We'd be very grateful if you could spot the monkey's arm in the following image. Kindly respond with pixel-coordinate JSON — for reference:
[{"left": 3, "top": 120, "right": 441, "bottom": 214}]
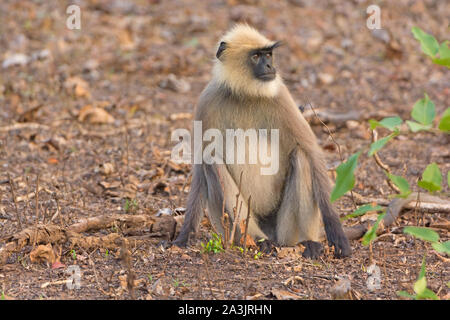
[{"left": 173, "top": 164, "right": 207, "bottom": 247}]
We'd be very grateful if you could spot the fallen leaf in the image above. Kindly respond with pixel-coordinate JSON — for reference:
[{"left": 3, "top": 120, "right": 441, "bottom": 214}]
[
  {"left": 30, "top": 244, "right": 56, "bottom": 264},
  {"left": 239, "top": 220, "right": 256, "bottom": 247},
  {"left": 78, "top": 105, "right": 115, "bottom": 124},
  {"left": 64, "top": 76, "right": 91, "bottom": 98},
  {"left": 99, "top": 181, "right": 121, "bottom": 189},
  {"left": 330, "top": 278, "right": 352, "bottom": 300},
  {"left": 47, "top": 157, "right": 59, "bottom": 164},
  {"left": 51, "top": 261, "right": 66, "bottom": 269},
  {"left": 271, "top": 288, "right": 302, "bottom": 300}
]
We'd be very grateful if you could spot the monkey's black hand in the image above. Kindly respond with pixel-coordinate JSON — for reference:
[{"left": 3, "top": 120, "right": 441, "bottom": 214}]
[
  {"left": 301, "top": 240, "right": 323, "bottom": 259},
  {"left": 328, "top": 233, "right": 351, "bottom": 258},
  {"left": 257, "top": 238, "right": 276, "bottom": 255}
]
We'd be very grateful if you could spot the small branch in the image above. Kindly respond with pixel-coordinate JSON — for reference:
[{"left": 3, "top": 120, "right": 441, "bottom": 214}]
[
  {"left": 371, "top": 129, "right": 400, "bottom": 193},
  {"left": 7, "top": 173, "right": 22, "bottom": 230},
  {"left": 0, "top": 123, "right": 50, "bottom": 132},
  {"left": 343, "top": 192, "right": 450, "bottom": 240},
  {"left": 243, "top": 196, "right": 252, "bottom": 255},
  {"left": 305, "top": 98, "right": 357, "bottom": 210},
  {"left": 229, "top": 171, "right": 243, "bottom": 246},
  {"left": 351, "top": 192, "right": 450, "bottom": 213}
]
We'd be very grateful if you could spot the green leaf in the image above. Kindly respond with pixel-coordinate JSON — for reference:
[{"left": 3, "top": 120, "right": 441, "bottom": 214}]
[
  {"left": 438, "top": 107, "right": 450, "bottom": 132},
  {"left": 414, "top": 276, "right": 427, "bottom": 296},
  {"left": 386, "top": 173, "right": 412, "bottom": 198},
  {"left": 411, "top": 27, "right": 439, "bottom": 58},
  {"left": 404, "top": 226, "right": 440, "bottom": 242},
  {"left": 362, "top": 212, "right": 386, "bottom": 246},
  {"left": 432, "top": 57, "right": 450, "bottom": 68},
  {"left": 438, "top": 41, "right": 450, "bottom": 59},
  {"left": 330, "top": 152, "right": 360, "bottom": 203},
  {"left": 411, "top": 93, "right": 435, "bottom": 125},
  {"left": 406, "top": 120, "right": 432, "bottom": 132},
  {"left": 417, "top": 288, "right": 440, "bottom": 300},
  {"left": 417, "top": 162, "right": 442, "bottom": 192},
  {"left": 341, "top": 204, "right": 384, "bottom": 221},
  {"left": 368, "top": 130, "right": 399, "bottom": 156},
  {"left": 369, "top": 116, "right": 403, "bottom": 131},
  {"left": 448, "top": 171, "right": 450, "bottom": 188},
  {"left": 433, "top": 41, "right": 450, "bottom": 68},
  {"left": 432, "top": 241, "right": 450, "bottom": 255},
  {"left": 397, "top": 291, "right": 415, "bottom": 299}
]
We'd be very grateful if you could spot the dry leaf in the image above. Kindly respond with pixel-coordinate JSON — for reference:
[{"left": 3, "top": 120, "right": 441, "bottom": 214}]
[
  {"left": 271, "top": 288, "right": 302, "bottom": 300},
  {"left": 30, "top": 244, "right": 56, "bottom": 264},
  {"left": 99, "top": 181, "right": 121, "bottom": 189},
  {"left": 51, "top": 261, "right": 66, "bottom": 269},
  {"left": 47, "top": 157, "right": 59, "bottom": 164},
  {"left": 330, "top": 278, "right": 352, "bottom": 300},
  {"left": 64, "top": 76, "right": 91, "bottom": 98},
  {"left": 169, "top": 113, "right": 192, "bottom": 121},
  {"left": 101, "top": 163, "right": 115, "bottom": 175},
  {"left": 239, "top": 220, "right": 256, "bottom": 247},
  {"left": 78, "top": 105, "right": 115, "bottom": 124}
]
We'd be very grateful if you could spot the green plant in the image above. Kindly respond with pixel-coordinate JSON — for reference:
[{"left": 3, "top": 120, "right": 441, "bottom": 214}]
[
  {"left": 253, "top": 251, "right": 263, "bottom": 260},
  {"left": 412, "top": 27, "right": 450, "bottom": 68},
  {"left": 124, "top": 198, "right": 138, "bottom": 212},
  {"left": 397, "top": 256, "right": 439, "bottom": 300},
  {"left": 70, "top": 249, "right": 77, "bottom": 261},
  {"left": 201, "top": 233, "right": 224, "bottom": 254},
  {"left": 403, "top": 226, "right": 450, "bottom": 255},
  {"left": 173, "top": 278, "right": 188, "bottom": 288}
]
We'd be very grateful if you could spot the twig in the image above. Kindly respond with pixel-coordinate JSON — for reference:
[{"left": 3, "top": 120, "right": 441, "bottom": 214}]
[
  {"left": 7, "top": 173, "right": 22, "bottom": 230},
  {"left": 229, "top": 171, "right": 243, "bottom": 246},
  {"left": 202, "top": 254, "right": 217, "bottom": 299},
  {"left": 243, "top": 196, "right": 252, "bottom": 255},
  {"left": 371, "top": 129, "right": 400, "bottom": 193},
  {"left": 34, "top": 173, "right": 40, "bottom": 247},
  {"left": 351, "top": 191, "right": 450, "bottom": 213},
  {"left": 0, "top": 122, "right": 50, "bottom": 132},
  {"left": 304, "top": 98, "right": 357, "bottom": 210}
]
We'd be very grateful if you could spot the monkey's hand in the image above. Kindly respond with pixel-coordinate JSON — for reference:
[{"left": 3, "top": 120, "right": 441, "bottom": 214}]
[
  {"left": 301, "top": 240, "right": 323, "bottom": 259},
  {"left": 327, "top": 230, "right": 351, "bottom": 258}
]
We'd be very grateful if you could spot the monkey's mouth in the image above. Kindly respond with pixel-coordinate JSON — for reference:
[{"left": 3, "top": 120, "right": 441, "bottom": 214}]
[{"left": 258, "top": 73, "right": 276, "bottom": 81}]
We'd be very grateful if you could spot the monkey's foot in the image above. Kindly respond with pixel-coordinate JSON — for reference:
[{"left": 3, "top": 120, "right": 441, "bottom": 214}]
[
  {"left": 257, "top": 238, "right": 276, "bottom": 254},
  {"left": 158, "top": 240, "right": 172, "bottom": 249},
  {"left": 301, "top": 240, "right": 323, "bottom": 259},
  {"left": 172, "top": 235, "right": 189, "bottom": 248}
]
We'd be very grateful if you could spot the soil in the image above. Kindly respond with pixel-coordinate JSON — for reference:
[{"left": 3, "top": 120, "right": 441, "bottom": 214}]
[{"left": 0, "top": 0, "right": 448, "bottom": 300}]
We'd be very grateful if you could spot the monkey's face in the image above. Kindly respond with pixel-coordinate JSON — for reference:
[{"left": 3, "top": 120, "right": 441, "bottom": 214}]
[
  {"left": 249, "top": 48, "right": 276, "bottom": 82},
  {"left": 213, "top": 25, "right": 283, "bottom": 97}
]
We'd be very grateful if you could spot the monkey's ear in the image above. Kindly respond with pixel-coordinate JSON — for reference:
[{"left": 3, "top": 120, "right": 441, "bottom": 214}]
[
  {"left": 216, "top": 41, "right": 227, "bottom": 60},
  {"left": 271, "top": 41, "right": 283, "bottom": 50}
]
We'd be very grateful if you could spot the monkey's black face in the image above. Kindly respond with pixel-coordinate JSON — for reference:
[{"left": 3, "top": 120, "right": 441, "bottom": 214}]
[{"left": 249, "top": 48, "right": 276, "bottom": 81}]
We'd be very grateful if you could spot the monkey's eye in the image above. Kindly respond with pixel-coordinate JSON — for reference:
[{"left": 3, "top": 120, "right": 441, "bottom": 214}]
[
  {"left": 251, "top": 53, "right": 260, "bottom": 63},
  {"left": 266, "top": 52, "right": 272, "bottom": 58}
]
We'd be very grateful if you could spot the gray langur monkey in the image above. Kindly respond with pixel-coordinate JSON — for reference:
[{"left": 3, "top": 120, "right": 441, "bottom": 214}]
[{"left": 173, "top": 24, "right": 351, "bottom": 258}]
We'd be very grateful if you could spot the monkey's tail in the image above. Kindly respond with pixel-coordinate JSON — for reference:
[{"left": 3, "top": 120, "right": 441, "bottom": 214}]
[
  {"left": 173, "top": 164, "right": 206, "bottom": 247},
  {"left": 311, "top": 157, "right": 352, "bottom": 258}
]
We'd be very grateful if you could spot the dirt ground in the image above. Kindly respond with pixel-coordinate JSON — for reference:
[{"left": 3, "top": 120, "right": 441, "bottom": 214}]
[{"left": 0, "top": 0, "right": 449, "bottom": 300}]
